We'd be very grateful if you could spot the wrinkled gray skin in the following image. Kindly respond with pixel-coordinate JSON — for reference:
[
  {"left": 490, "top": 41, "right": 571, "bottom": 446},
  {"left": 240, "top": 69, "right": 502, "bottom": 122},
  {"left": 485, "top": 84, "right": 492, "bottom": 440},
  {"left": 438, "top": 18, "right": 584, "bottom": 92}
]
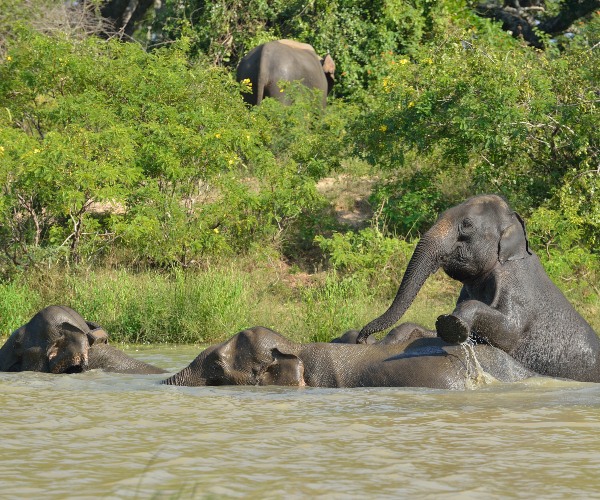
[
  {"left": 236, "top": 39, "right": 335, "bottom": 106},
  {"left": 87, "top": 343, "right": 166, "bottom": 374},
  {"left": 162, "top": 326, "right": 534, "bottom": 389},
  {"left": 356, "top": 194, "right": 600, "bottom": 382},
  {"left": 0, "top": 305, "right": 166, "bottom": 374},
  {"left": 332, "top": 322, "right": 437, "bottom": 345}
]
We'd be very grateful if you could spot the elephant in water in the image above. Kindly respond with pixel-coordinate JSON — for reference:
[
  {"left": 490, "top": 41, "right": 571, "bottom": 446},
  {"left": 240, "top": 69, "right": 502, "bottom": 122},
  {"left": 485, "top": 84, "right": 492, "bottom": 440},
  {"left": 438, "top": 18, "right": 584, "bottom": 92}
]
[
  {"left": 0, "top": 305, "right": 166, "bottom": 374},
  {"left": 162, "top": 326, "right": 534, "bottom": 389},
  {"left": 236, "top": 39, "right": 335, "bottom": 106},
  {"left": 356, "top": 194, "right": 600, "bottom": 382}
]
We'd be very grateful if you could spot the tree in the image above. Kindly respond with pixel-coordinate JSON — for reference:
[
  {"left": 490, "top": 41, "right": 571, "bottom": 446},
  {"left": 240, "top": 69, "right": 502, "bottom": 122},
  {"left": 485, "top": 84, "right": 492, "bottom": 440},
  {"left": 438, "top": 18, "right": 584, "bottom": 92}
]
[{"left": 476, "top": 0, "right": 600, "bottom": 47}]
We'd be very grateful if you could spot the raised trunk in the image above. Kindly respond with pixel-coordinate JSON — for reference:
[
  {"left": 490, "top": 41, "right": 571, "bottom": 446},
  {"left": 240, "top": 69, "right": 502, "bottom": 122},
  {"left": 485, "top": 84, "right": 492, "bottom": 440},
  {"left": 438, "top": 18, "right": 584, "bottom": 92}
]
[{"left": 356, "top": 222, "right": 451, "bottom": 343}]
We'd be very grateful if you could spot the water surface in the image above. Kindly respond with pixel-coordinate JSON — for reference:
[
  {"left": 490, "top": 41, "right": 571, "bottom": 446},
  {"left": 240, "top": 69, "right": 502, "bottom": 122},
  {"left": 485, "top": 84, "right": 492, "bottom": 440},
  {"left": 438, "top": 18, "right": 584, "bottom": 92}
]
[{"left": 1, "top": 345, "right": 599, "bottom": 498}]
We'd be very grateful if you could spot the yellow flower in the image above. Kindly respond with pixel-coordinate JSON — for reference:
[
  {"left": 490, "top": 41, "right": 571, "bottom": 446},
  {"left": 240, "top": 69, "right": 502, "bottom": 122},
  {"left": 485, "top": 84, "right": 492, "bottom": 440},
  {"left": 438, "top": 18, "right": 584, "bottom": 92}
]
[
  {"left": 213, "top": 227, "right": 220, "bottom": 234},
  {"left": 0, "top": 146, "right": 4, "bottom": 154},
  {"left": 228, "top": 159, "right": 234, "bottom": 165},
  {"left": 379, "top": 125, "right": 388, "bottom": 132},
  {"left": 399, "top": 58, "right": 409, "bottom": 65},
  {"left": 424, "top": 58, "right": 433, "bottom": 64},
  {"left": 215, "top": 133, "right": 221, "bottom": 139},
  {"left": 408, "top": 101, "right": 415, "bottom": 108},
  {"left": 6, "top": 56, "right": 12, "bottom": 62}
]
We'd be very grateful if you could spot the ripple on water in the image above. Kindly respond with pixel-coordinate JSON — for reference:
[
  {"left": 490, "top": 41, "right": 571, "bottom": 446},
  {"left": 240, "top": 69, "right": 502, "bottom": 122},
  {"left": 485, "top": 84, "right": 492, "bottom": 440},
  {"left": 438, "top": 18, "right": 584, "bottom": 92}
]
[{"left": 1, "top": 348, "right": 600, "bottom": 498}]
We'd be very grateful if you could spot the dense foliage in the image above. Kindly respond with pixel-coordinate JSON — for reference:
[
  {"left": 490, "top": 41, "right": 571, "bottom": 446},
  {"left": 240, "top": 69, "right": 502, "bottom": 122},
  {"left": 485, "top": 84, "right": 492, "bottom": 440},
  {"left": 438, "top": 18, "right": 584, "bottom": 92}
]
[
  {"left": 0, "top": 30, "right": 343, "bottom": 272},
  {"left": 358, "top": 20, "right": 599, "bottom": 240},
  {"left": 0, "top": 1, "right": 597, "bottom": 341}
]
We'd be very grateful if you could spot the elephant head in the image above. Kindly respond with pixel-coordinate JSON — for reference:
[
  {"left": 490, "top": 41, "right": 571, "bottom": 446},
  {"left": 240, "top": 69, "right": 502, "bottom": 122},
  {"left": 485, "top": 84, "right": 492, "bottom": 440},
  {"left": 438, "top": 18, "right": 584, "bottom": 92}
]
[
  {"left": 356, "top": 195, "right": 530, "bottom": 343},
  {"left": 321, "top": 54, "right": 336, "bottom": 94},
  {"left": 162, "top": 327, "right": 305, "bottom": 386},
  {"left": 0, "top": 306, "right": 108, "bottom": 373}
]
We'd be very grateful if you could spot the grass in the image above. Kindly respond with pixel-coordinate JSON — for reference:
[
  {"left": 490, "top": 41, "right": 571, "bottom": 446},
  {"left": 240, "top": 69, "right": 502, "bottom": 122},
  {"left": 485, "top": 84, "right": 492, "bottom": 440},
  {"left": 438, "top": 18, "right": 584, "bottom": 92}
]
[
  {"left": 0, "top": 254, "right": 597, "bottom": 345},
  {"left": 0, "top": 260, "right": 458, "bottom": 344}
]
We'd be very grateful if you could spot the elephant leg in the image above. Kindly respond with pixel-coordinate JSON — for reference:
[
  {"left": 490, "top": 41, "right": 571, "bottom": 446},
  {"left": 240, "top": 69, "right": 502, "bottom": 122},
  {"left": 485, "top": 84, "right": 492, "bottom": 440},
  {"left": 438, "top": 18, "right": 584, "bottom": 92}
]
[
  {"left": 436, "top": 299, "right": 523, "bottom": 351},
  {"left": 264, "top": 81, "right": 285, "bottom": 102},
  {"left": 330, "top": 330, "right": 376, "bottom": 344},
  {"left": 379, "top": 323, "right": 436, "bottom": 345}
]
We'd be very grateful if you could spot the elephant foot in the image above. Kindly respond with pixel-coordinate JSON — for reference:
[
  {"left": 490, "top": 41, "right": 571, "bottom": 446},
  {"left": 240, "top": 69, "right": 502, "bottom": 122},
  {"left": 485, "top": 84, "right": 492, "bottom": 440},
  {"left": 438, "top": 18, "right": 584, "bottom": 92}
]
[{"left": 436, "top": 314, "right": 470, "bottom": 344}]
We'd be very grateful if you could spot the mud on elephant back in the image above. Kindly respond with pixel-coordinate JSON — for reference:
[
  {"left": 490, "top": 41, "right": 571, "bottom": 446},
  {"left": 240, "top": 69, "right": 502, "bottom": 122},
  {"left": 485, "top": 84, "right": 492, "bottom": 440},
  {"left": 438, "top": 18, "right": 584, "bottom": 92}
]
[
  {"left": 356, "top": 194, "right": 600, "bottom": 383},
  {"left": 161, "top": 325, "right": 534, "bottom": 390},
  {"left": 0, "top": 305, "right": 166, "bottom": 374}
]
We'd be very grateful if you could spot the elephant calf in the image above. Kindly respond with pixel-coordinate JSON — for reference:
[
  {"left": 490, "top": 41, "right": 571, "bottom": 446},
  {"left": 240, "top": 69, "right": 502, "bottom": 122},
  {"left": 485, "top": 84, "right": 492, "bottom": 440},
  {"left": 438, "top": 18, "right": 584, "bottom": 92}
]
[
  {"left": 0, "top": 305, "right": 166, "bottom": 375},
  {"left": 162, "top": 326, "right": 534, "bottom": 389}
]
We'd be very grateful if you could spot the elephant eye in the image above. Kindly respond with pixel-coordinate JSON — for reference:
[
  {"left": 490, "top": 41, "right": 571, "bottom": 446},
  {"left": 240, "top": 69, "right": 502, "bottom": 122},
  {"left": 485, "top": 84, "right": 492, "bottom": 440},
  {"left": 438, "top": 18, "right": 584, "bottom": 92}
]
[{"left": 459, "top": 218, "right": 474, "bottom": 234}]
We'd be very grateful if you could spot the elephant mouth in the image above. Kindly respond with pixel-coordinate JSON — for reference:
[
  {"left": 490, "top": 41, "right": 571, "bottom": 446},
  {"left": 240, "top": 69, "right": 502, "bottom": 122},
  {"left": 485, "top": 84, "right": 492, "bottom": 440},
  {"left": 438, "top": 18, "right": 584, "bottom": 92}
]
[
  {"left": 63, "top": 364, "right": 85, "bottom": 374},
  {"left": 50, "top": 358, "right": 89, "bottom": 374}
]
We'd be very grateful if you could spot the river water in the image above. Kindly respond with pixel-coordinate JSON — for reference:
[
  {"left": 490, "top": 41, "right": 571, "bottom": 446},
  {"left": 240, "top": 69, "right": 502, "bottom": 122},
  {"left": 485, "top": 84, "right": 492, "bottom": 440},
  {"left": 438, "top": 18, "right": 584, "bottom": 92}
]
[{"left": 1, "top": 345, "right": 600, "bottom": 499}]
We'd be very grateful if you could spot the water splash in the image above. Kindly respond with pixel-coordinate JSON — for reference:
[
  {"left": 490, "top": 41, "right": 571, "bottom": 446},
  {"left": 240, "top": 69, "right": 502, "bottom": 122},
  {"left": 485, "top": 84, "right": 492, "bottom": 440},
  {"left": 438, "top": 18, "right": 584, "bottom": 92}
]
[{"left": 461, "top": 339, "right": 496, "bottom": 389}]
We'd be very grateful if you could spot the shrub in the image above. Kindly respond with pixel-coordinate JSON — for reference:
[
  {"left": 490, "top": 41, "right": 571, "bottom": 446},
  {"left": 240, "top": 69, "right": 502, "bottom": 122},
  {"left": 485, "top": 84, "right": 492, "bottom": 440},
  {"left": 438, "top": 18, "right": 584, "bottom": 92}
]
[
  {"left": 0, "top": 30, "right": 345, "bottom": 274},
  {"left": 353, "top": 19, "right": 599, "bottom": 253}
]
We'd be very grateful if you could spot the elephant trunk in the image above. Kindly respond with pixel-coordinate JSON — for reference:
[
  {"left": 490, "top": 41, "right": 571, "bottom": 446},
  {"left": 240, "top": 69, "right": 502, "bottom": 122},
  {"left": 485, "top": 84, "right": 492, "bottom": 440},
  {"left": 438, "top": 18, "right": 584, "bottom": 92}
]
[
  {"left": 161, "top": 348, "right": 217, "bottom": 386},
  {"left": 356, "top": 219, "right": 453, "bottom": 343},
  {"left": 162, "top": 366, "right": 200, "bottom": 386}
]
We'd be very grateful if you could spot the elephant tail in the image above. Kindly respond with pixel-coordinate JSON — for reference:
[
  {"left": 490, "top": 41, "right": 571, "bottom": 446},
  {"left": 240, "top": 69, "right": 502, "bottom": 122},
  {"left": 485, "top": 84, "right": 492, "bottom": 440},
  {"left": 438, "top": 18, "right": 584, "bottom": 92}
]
[{"left": 255, "top": 62, "right": 266, "bottom": 105}]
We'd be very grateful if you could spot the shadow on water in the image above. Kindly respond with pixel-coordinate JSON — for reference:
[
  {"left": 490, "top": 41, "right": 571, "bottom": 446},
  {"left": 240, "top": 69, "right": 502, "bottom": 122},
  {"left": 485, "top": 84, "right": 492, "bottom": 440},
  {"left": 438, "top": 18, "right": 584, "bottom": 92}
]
[{"left": 1, "top": 346, "right": 600, "bottom": 498}]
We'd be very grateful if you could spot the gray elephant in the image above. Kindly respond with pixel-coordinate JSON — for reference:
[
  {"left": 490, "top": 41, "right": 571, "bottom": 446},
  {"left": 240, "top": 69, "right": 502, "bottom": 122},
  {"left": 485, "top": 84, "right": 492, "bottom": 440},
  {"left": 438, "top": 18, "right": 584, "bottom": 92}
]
[
  {"left": 331, "top": 323, "right": 436, "bottom": 345},
  {"left": 236, "top": 39, "right": 335, "bottom": 106},
  {"left": 162, "top": 326, "right": 534, "bottom": 389},
  {"left": 0, "top": 305, "right": 166, "bottom": 374},
  {"left": 356, "top": 194, "right": 600, "bottom": 382}
]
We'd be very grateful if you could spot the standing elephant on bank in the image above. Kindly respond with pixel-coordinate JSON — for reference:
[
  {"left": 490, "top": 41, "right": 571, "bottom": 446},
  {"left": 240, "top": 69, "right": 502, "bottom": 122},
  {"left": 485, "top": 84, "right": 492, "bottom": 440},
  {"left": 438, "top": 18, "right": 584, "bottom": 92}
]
[
  {"left": 0, "top": 305, "right": 166, "bottom": 374},
  {"left": 162, "top": 326, "right": 534, "bottom": 389},
  {"left": 356, "top": 195, "right": 600, "bottom": 382},
  {"left": 236, "top": 39, "right": 335, "bottom": 106}
]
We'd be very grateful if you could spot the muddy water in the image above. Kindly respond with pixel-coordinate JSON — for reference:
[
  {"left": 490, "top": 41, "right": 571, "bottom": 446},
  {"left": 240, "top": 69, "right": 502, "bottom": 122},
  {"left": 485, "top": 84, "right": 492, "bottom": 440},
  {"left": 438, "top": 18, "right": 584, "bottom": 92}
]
[{"left": 2, "top": 346, "right": 600, "bottom": 499}]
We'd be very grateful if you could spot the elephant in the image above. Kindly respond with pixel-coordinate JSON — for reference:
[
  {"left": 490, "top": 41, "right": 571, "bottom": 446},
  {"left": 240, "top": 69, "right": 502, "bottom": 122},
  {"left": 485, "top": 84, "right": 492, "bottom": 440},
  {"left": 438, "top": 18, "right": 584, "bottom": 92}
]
[
  {"left": 161, "top": 325, "right": 534, "bottom": 389},
  {"left": 236, "top": 39, "right": 335, "bottom": 106},
  {"left": 0, "top": 305, "right": 166, "bottom": 374},
  {"left": 331, "top": 323, "right": 436, "bottom": 345},
  {"left": 355, "top": 194, "right": 600, "bottom": 382}
]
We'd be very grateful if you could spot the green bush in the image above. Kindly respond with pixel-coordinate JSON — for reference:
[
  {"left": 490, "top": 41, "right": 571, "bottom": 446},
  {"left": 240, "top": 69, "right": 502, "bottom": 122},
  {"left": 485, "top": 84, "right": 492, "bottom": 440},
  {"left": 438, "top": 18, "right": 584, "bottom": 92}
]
[
  {"left": 148, "top": 0, "right": 472, "bottom": 99},
  {"left": 315, "top": 227, "right": 415, "bottom": 287},
  {"left": 0, "top": 278, "right": 42, "bottom": 335},
  {"left": 301, "top": 273, "right": 367, "bottom": 342},
  {"left": 353, "top": 19, "right": 599, "bottom": 253},
  {"left": 0, "top": 29, "right": 345, "bottom": 275},
  {"left": 0, "top": 3, "right": 596, "bottom": 345}
]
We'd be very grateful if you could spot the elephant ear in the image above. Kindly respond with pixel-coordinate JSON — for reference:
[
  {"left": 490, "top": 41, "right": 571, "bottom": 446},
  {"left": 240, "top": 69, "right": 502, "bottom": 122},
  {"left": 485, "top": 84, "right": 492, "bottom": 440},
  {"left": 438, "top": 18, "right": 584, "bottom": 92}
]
[
  {"left": 498, "top": 211, "right": 531, "bottom": 264},
  {"left": 86, "top": 322, "right": 109, "bottom": 346},
  {"left": 321, "top": 54, "right": 335, "bottom": 78},
  {"left": 0, "top": 330, "right": 24, "bottom": 371},
  {"left": 257, "top": 348, "right": 305, "bottom": 386}
]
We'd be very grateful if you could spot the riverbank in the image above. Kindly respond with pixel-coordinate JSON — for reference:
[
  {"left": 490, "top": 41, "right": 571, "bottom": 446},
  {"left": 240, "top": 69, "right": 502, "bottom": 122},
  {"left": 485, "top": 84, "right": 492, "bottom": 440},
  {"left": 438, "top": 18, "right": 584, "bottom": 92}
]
[{"left": 1, "top": 255, "right": 597, "bottom": 344}]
